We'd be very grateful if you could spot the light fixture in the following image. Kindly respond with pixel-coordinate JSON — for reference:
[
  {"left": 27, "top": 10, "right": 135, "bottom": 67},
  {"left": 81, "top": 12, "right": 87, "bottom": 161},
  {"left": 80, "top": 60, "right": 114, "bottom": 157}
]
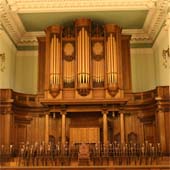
[
  {"left": 0, "top": 53, "right": 5, "bottom": 72},
  {"left": 162, "top": 47, "right": 170, "bottom": 68}
]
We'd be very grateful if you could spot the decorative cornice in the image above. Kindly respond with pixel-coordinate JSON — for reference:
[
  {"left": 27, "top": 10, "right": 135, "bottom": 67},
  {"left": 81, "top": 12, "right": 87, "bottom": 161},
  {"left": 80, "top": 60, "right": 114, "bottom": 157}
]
[
  {"left": 18, "top": 29, "right": 153, "bottom": 46},
  {"left": 18, "top": 31, "right": 45, "bottom": 46},
  {"left": 123, "top": 29, "right": 152, "bottom": 43},
  {"left": 0, "top": 0, "right": 25, "bottom": 44},
  {"left": 144, "top": 0, "right": 169, "bottom": 41},
  {"left": 0, "top": 0, "right": 169, "bottom": 46},
  {"left": 8, "top": 0, "right": 154, "bottom": 12}
]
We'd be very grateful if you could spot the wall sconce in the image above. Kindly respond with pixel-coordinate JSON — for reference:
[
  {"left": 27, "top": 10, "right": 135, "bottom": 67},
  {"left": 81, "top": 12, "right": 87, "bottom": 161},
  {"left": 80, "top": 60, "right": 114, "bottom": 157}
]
[
  {"left": 162, "top": 47, "right": 170, "bottom": 68},
  {"left": 0, "top": 53, "right": 5, "bottom": 72}
]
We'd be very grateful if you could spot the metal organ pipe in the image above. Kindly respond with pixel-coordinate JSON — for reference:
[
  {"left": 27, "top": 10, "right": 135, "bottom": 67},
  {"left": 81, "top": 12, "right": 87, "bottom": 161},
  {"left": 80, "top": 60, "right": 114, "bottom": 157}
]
[
  {"left": 75, "top": 19, "right": 91, "bottom": 96},
  {"left": 50, "top": 37, "right": 54, "bottom": 84},
  {"left": 49, "top": 33, "right": 61, "bottom": 86},
  {"left": 113, "top": 37, "right": 117, "bottom": 83},
  {"left": 53, "top": 35, "right": 56, "bottom": 84},
  {"left": 82, "top": 28, "right": 84, "bottom": 83},
  {"left": 107, "top": 36, "right": 111, "bottom": 84},
  {"left": 78, "top": 31, "right": 81, "bottom": 83},
  {"left": 77, "top": 26, "right": 90, "bottom": 85},
  {"left": 106, "top": 33, "right": 118, "bottom": 84}
]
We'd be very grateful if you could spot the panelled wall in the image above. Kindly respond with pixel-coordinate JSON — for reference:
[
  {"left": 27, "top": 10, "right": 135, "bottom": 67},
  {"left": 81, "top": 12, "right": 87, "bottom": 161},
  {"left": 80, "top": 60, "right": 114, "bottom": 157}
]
[
  {"left": 0, "top": 87, "right": 169, "bottom": 153},
  {"left": 0, "top": 19, "right": 170, "bottom": 154}
]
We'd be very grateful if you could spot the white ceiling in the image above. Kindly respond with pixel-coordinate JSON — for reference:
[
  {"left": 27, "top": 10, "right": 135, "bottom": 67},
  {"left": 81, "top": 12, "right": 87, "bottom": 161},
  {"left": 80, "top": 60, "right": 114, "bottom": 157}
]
[{"left": 0, "top": 0, "right": 169, "bottom": 47}]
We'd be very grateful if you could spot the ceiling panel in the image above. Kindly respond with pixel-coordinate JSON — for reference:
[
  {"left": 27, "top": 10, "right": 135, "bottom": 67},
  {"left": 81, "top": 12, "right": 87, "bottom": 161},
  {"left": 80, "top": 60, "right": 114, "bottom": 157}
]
[{"left": 19, "top": 10, "right": 148, "bottom": 31}]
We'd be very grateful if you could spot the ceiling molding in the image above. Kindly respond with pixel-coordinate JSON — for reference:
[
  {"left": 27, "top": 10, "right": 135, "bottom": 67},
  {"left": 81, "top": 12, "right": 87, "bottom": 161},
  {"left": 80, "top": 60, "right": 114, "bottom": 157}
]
[
  {"left": 18, "top": 31, "right": 45, "bottom": 46},
  {"left": 123, "top": 29, "right": 152, "bottom": 43},
  {"left": 0, "top": 1, "right": 25, "bottom": 44},
  {"left": 8, "top": 0, "right": 156, "bottom": 13},
  {"left": 17, "top": 29, "right": 152, "bottom": 46},
  {"left": 0, "top": 0, "right": 169, "bottom": 46},
  {"left": 144, "top": 0, "right": 169, "bottom": 40}
]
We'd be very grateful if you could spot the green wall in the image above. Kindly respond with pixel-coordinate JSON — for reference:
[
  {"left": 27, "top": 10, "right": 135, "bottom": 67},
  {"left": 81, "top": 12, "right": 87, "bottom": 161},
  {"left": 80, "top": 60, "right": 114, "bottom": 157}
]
[
  {"left": 0, "top": 29, "right": 16, "bottom": 89},
  {"left": 1, "top": 23, "right": 169, "bottom": 94},
  {"left": 14, "top": 50, "right": 38, "bottom": 94},
  {"left": 153, "top": 27, "right": 170, "bottom": 86},
  {"left": 130, "top": 48, "right": 156, "bottom": 92}
]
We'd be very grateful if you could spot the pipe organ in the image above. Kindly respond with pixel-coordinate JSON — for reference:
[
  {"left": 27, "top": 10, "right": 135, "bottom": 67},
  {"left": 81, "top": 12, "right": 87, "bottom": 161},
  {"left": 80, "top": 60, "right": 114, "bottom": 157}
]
[
  {"left": 45, "top": 26, "right": 62, "bottom": 98},
  {"left": 104, "top": 24, "right": 121, "bottom": 96},
  {"left": 44, "top": 18, "right": 128, "bottom": 99},
  {"left": 75, "top": 19, "right": 91, "bottom": 96}
]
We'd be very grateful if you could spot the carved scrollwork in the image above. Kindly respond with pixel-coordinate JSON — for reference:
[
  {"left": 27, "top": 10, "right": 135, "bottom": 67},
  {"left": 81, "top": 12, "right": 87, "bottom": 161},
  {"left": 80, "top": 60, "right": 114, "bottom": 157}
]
[
  {"left": 107, "top": 83, "right": 119, "bottom": 97},
  {"left": 63, "top": 42, "right": 75, "bottom": 61},
  {"left": 92, "top": 41, "right": 104, "bottom": 61},
  {"left": 77, "top": 83, "right": 90, "bottom": 96},
  {"left": 49, "top": 84, "right": 60, "bottom": 98}
]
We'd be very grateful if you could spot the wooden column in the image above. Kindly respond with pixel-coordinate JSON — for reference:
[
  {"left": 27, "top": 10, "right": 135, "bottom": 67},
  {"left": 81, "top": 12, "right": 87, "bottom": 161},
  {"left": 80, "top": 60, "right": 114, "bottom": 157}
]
[
  {"left": 4, "top": 113, "right": 11, "bottom": 145},
  {"left": 157, "top": 110, "right": 166, "bottom": 152},
  {"left": 120, "top": 112, "right": 125, "bottom": 144},
  {"left": 61, "top": 110, "right": 67, "bottom": 146},
  {"left": 45, "top": 113, "right": 49, "bottom": 144},
  {"left": 102, "top": 110, "right": 108, "bottom": 145}
]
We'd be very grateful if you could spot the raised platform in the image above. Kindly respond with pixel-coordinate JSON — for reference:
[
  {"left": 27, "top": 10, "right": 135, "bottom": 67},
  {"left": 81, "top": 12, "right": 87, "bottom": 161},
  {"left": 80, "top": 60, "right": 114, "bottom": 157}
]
[
  {"left": 1, "top": 165, "right": 170, "bottom": 170},
  {"left": 1, "top": 157, "right": 170, "bottom": 170}
]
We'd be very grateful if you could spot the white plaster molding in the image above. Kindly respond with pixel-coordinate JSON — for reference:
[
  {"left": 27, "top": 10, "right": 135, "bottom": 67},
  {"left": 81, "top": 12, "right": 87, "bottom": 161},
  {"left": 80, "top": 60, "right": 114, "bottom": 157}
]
[
  {"left": 1, "top": 0, "right": 168, "bottom": 46},
  {"left": 0, "top": 1, "right": 26, "bottom": 44},
  {"left": 123, "top": 29, "right": 152, "bottom": 43},
  {"left": 7, "top": 0, "right": 154, "bottom": 13},
  {"left": 144, "top": 0, "right": 169, "bottom": 41},
  {"left": 18, "top": 29, "right": 152, "bottom": 46},
  {"left": 18, "top": 31, "right": 45, "bottom": 46}
]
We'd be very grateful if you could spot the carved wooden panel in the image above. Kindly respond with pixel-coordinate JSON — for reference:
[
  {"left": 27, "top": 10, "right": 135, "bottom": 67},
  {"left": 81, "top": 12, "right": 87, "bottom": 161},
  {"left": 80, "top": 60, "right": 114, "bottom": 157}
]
[
  {"left": 143, "top": 123, "right": 155, "bottom": 143},
  {"left": 70, "top": 127, "right": 100, "bottom": 144},
  {"left": 37, "top": 37, "right": 46, "bottom": 93},
  {"left": 121, "top": 35, "right": 132, "bottom": 92},
  {"left": 16, "top": 124, "right": 27, "bottom": 144},
  {"left": 165, "top": 111, "right": 170, "bottom": 153}
]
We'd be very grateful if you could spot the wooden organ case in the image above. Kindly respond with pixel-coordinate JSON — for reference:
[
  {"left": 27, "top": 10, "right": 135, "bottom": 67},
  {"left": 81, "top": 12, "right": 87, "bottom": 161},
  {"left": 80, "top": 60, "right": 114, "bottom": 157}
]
[
  {"left": 38, "top": 18, "right": 131, "bottom": 144},
  {"left": 41, "top": 18, "right": 131, "bottom": 99}
]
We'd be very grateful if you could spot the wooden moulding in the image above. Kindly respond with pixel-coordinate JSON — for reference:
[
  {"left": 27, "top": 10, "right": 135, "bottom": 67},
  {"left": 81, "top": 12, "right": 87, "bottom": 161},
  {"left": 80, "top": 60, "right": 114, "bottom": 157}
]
[
  {"left": 49, "top": 84, "right": 60, "bottom": 98},
  {"left": 107, "top": 83, "right": 119, "bottom": 97}
]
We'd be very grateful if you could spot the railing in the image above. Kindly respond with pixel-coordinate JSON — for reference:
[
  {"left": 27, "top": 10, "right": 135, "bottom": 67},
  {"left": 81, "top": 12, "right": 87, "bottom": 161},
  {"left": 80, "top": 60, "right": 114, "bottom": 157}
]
[
  {"left": 125, "top": 89, "right": 156, "bottom": 104},
  {"left": 12, "top": 92, "right": 43, "bottom": 107},
  {"left": 1, "top": 87, "right": 168, "bottom": 108},
  {"left": 0, "top": 141, "right": 164, "bottom": 167}
]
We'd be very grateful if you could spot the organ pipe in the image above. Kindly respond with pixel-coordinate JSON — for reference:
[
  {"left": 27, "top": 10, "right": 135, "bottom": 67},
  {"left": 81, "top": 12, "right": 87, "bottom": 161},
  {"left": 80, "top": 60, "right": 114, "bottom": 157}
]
[
  {"left": 77, "top": 28, "right": 90, "bottom": 84},
  {"left": 64, "top": 60, "right": 75, "bottom": 84},
  {"left": 106, "top": 33, "right": 118, "bottom": 84},
  {"left": 75, "top": 19, "right": 91, "bottom": 96},
  {"left": 104, "top": 24, "right": 120, "bottom": 96},
  {"left": 45, "top": 25, "right": 62, "bottom": 98},
  {"left": 45, "top": 20, "right": 123, "bottom": 97},
  {"left": 50, "top": 34, "right": 61, "bottom": 85}
]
